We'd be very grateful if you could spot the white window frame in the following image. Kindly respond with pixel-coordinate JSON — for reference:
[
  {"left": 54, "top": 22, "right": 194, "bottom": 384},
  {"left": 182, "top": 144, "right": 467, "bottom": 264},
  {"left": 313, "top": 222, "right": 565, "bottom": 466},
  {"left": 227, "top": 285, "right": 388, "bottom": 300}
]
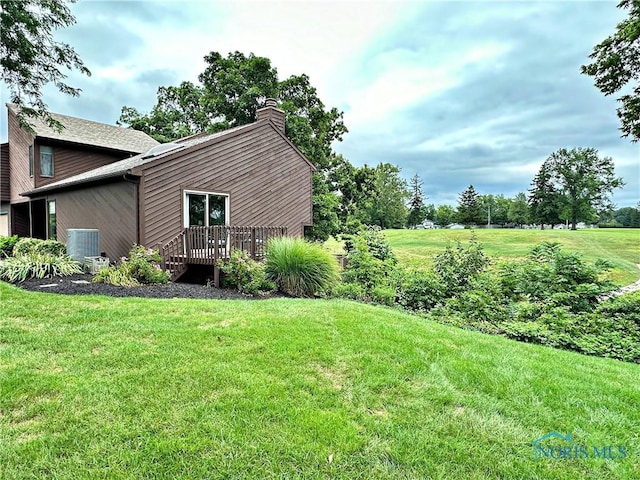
[{"left": 183, "top": 190, "right": 230, "bottom": 228}]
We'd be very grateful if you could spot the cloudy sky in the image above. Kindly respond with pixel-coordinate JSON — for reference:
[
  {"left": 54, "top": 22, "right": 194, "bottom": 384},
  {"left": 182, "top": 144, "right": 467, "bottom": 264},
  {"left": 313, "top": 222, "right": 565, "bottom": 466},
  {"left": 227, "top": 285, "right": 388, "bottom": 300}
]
[{"left": 1, "top": 0, "right": 638, "bottom": 207}]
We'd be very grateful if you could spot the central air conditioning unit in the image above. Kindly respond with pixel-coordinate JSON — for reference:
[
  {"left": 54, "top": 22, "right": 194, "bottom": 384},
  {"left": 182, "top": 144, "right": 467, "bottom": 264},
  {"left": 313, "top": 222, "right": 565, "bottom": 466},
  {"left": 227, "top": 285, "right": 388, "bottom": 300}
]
[{"left": 66, "top": 229, "right": 100, "bottom": 263}]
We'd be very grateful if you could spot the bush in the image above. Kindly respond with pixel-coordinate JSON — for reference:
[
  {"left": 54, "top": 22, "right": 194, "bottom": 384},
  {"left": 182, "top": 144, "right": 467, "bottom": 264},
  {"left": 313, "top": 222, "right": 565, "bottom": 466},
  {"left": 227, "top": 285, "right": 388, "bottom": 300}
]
[
  {"left": 0, "top": 253, "right": 82, "bottom": 282},
  {"left": 332, "top": 282, "right": 368, "bottom": 301},
  {"left": 371, "top": 285, "right": 397, "bottom": 307},
  {"left": 220, "top": 249, "right": 276, "bottom": 296},
  {"left": 93, "top": 245, "right": 168, "bottom": 286},
  {"left": 499, "top": 242, "right": 614, "bottom": 313},
  {"left": 92, "top": 265, "right": 141, "bottom": 287},
  {"left": 341, "top": 227, "right": 397, "bottom": 293},
  {"left": 0, "top": 235, "right": 19, "bottom": 258},
  {"left": 265, "top": 237, "right": 339, "bottom": 297},
  {"left": 503, "top": 293, "right": 640, "bottom": 363},
  {"left": 13, "top": 238, "right": 66, "bottom": 257},
  {"left": 397, "top": 270, "right": 446, "bottom": 313},
  {"left": 430, "top": 273, "right": 510, "bottom": 334},
  {"left": 433, "top": 233, "right": 489, "bottom": 295}
]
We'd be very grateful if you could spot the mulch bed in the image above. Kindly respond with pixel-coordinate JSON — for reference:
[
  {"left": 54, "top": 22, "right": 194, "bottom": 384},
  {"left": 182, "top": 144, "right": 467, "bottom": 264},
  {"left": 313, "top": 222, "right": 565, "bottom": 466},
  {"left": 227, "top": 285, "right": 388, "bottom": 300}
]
[{"left": 13, "top": 274, "right": 277, "bottom": 300}]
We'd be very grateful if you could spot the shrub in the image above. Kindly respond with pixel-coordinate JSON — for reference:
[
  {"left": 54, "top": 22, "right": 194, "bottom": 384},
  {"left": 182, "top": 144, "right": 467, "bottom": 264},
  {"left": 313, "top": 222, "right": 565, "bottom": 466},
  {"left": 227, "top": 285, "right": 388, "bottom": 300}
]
[
  {"left": 265, "top": 237, "right": 339, "bottom": 297},
  {"left": 430, "top": 273, "right": 510, "bottom": 334},
  {"left": 0, "top": 253, "right": 82, "bottom": 282},
  {"left": 341, "top": 227, "right": 397, "bottom": 293},
  {"left": 503, "top": 293, "right": 640, "bottom": 363},
  {"left": 93, "top": 265, "right": 140, "bottom": 287},
  {"left": 433, "top": 233, "right": 489, "bottom": 295},
  {"left": 0, "top": 235, "right": 20, "bottom": 258},
  {"left": 370, "top": 285, "right": 396, "bottom": 306},
  {"left": 397, "top": 270, "right": 446, "bottom": 313},
  {"left": 93, "top": 245, "right": 168, "bottom": 286},
  {"left": 220, "top": 249, "right": 276, "bottom": 296},
  {"left": 332, "top": 282, "right": 368, "bottom": 301},
  {"left": 13, "top": 238, "right": 66, "bottom": 257},
  {"left": 499, "top": 242, "right": 614, "bottom": 313},
  {"left": 343, "top": 226, "right": 396, "bottom": 263}
]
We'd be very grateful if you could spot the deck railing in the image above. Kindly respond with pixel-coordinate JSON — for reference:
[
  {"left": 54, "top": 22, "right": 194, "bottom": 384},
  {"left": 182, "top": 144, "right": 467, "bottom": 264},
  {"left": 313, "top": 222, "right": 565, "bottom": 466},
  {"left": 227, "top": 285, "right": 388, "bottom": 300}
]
[
  {"left": 186, "top": 225, "right": 287, "bottom": 264},
  {"left": 161, "top": 225, "right": 288, "bottom": 280}
]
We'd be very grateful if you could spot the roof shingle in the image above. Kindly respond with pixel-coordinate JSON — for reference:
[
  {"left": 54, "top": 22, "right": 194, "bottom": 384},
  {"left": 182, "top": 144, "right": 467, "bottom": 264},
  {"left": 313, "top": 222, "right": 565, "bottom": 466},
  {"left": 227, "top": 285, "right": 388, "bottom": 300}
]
[{"left": 7, "top": 104, "right": 159, "bottom": 154}]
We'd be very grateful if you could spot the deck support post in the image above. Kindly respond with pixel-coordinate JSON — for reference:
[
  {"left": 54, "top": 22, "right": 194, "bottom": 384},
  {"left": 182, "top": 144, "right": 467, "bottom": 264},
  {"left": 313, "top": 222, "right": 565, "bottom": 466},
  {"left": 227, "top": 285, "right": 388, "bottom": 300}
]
[{"left": 213, "top": 264, "right": 220, "bottom": 288}]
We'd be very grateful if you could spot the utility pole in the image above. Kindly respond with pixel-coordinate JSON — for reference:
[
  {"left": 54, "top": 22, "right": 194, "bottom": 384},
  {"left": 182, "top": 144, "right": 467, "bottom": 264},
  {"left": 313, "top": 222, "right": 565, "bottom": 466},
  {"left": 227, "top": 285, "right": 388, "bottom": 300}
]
[{"left": 487, "top": 205, "right": 491, "bottom": 228}]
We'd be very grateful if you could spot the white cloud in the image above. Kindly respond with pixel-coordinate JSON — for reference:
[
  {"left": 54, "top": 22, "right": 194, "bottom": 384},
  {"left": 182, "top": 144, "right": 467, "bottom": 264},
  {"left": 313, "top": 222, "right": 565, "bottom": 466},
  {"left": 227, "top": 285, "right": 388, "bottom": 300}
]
[{"left": 342, "top": 42, "right": 510, "bottom": 130}]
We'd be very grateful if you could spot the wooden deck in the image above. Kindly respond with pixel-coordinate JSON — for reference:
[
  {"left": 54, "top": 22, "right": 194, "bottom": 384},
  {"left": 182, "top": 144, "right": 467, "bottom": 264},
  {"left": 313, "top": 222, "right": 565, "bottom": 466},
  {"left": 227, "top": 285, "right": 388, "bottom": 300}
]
[{"left": 161, "top": 225, "right": 287, "bottom": 282}]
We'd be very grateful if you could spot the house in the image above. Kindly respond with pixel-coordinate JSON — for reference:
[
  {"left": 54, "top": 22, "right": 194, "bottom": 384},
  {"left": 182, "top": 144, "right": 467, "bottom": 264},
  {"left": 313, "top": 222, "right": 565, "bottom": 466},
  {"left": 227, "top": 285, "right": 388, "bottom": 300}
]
[
  {"left": 3, "top": 99, "right": 315, "bottom": 279},
  {"left": 2, "top": 103, "right": 159, "bottom": 239}
]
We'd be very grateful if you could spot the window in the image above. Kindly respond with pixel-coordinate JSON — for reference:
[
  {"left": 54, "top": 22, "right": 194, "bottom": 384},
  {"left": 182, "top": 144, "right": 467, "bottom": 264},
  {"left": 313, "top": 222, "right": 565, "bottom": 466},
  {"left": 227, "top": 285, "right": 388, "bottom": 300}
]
[
  {"left": 40, "top": 146, "right": 54, "bottom": 177},
  {"left": 184, "top": 191, "right": 229, "bottom": 228},
  {"left": 29, "top": 145, "right": 34, "bottom": 177},
  {"left": 48, "top": 200, "right": 56, "bottom": 240}
]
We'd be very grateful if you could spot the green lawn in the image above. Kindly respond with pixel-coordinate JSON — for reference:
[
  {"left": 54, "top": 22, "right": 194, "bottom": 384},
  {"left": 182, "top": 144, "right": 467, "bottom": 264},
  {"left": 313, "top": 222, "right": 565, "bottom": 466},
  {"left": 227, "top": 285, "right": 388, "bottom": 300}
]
[
  {"left": 1, "top": 283, "right": 638, "bottom": 479},
  {"left": 381, "top": 228, "right": 640, "bottom": 285}
]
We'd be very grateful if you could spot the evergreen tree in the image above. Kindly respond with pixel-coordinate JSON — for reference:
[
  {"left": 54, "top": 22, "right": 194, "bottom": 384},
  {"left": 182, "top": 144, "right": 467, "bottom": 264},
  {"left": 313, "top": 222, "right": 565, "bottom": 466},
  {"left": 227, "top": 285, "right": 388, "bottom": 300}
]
[
  {"left": 406, "top": 174, "right": 427, "bottom": 228},
  {"left": 528, "top": 162, "right": 563, "bottom": 229},
  {"left": 457, "top": 185, "right": 483, "bottom": 225}
]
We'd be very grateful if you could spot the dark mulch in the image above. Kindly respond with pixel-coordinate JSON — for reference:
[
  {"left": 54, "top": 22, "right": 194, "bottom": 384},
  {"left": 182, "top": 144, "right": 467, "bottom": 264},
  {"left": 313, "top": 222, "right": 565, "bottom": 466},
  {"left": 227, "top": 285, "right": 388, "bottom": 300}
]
[{"left": 13, "top": 274, "right": 278, "bottom": 300}]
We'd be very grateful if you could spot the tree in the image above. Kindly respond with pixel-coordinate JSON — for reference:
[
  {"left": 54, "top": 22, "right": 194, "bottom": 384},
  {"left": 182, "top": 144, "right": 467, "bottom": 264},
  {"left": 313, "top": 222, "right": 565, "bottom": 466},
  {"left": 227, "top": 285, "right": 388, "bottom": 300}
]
[
  {"left": 329, "top": 159, "right": 377, "bottom": 229},
  {"left": 406, "top": 174, "right": 427, "bottom": 228},
  {"left": 1, "top": 0, "right": 91, "bottom": 132},
  {"left": 118, "top": 51, "right": 347, "bottom": 240},
  {"left": 538, "top": 148, "right": 624, "bottom": 230},
  {"left": 477, "top": 194, "right": 495, "bottom": 226},
  {"left": 365, "top": 163, "right": 409, "bottom": 229},
  {"left": 581, "top": 0, "right": 640, "bottom": 142},
  {"left": 528, "top": 161, "right": 564, "bottom": 229},
  {"left": 493, "top": 195, "right": 512, "bottom": 226},
  {"left": 435, "top": 205, "right": 456, "bottom": 226},
  {"left": 305, "top": 175, "right": 341, "bottom": 242},
  {"left": 508, "top": 192, "right": 529, "bottom": 227},
  {"left": 456, "top": 185, "right": 483, "bottom": 225},
  {"left": 614, "top": 205, "right": 640, "bottom": 227}
]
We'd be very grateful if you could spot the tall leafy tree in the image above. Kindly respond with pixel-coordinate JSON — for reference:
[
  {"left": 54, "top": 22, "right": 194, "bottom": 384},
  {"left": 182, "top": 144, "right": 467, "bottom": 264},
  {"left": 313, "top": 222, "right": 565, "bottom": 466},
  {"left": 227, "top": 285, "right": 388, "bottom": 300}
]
[
  {"left": 330, "top": 159, "right": 377, "bottom": 229},
  {"left": 118, "top": 51, "right": 348, "bottom": 240},
  {"left": 493, "top": 195, "right": 512, "bottom": 226},
  {"left": 538, "top": 148, "right": 624, "bottom": 230},
  {"left": 434, "top": 205, "right": 456, "bottom": 226},
  {"left": 508, "top": 192, "right": 530, "bottom": 227},
  {"left": 406, "top": 174, "right": 427, "bottom": 228},
  {"left": 456, "top": 185, "right": 483, "bottom": 225},
  {"left": 365, "top": 163, "right": 409, "bottom": 229},
  {"left": 581, "top": 0, "right": 640, "bottom": 142},
  {"left": 614, "top": 205, "right": 640, "bottom": 227},
  {"left": 1, "top": 0, "right": 91, "bottom": 131}
]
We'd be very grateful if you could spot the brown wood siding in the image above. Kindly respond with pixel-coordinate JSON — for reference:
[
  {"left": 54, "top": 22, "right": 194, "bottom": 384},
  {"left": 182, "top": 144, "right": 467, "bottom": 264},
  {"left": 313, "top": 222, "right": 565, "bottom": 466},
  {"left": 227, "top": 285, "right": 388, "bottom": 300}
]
[
  {"left": 34, "top": 143, "right": 125, "bottom": 189},
  {"left": 140, "top": 123, "right": 313, "bottom": 247},
  {"left": 0, "top": 143, "right": 9, "bottom": 202},
  {"left": 51, "top": 181, "right": 137, "bottom": 260},
  {"left": 7, "top": 108, "right": 35, "bottom": 203}
]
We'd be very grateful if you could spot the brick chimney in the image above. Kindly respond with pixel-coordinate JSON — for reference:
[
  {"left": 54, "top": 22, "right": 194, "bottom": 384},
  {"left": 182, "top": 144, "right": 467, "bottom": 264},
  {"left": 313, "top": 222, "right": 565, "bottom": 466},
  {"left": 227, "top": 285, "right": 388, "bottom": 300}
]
[{"left": 256, "top": 98, "right": 285, "bottom": 133}]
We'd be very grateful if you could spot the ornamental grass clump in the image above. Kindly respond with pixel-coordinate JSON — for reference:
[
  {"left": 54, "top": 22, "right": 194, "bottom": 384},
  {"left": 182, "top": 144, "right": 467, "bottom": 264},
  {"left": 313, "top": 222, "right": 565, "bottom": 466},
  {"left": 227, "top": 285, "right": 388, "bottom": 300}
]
[
  {"left": 265, "top": 237, "right": 339, "bottom": 297},
  {"left": 0, "top": 239, "right": 82, "bottom": 282}
]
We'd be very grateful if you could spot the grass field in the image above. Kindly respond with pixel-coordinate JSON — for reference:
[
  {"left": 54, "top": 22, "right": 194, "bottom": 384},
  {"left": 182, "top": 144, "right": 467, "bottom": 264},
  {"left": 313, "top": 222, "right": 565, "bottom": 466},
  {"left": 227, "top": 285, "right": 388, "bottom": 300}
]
[
  {"left": 372, "top": 228, "right": 639, "bottom": 285},
  {"left": 1, "top": 282, "right": 639, "bottom": 479}
]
